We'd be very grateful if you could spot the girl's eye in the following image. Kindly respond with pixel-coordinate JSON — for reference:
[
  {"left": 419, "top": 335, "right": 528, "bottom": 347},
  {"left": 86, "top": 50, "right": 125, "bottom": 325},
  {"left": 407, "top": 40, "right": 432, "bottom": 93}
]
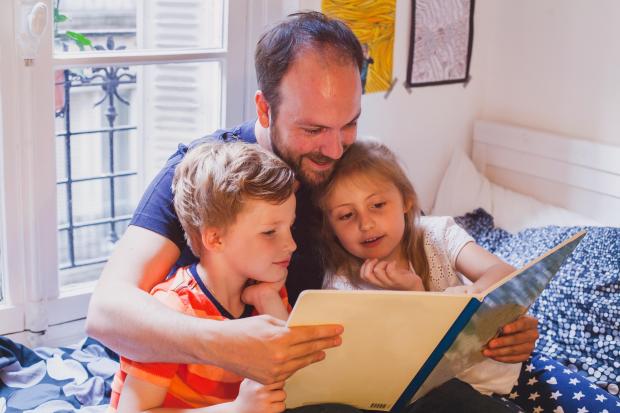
[
  {"left": 262, "top": 230, "right": 276, "bottom": 236},
  {"left": 372, "top": 202, "right": 386, "bottom": 209},
  {"left": 338, "top": 212, "right": 353, "bottom": 221}
]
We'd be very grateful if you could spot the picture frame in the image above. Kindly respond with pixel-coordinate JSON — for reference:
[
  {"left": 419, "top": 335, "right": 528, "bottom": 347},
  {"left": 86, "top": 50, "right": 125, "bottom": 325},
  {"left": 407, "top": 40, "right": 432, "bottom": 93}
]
[{"left": 406, "top": 0, "right": 475, "bottom": 87}]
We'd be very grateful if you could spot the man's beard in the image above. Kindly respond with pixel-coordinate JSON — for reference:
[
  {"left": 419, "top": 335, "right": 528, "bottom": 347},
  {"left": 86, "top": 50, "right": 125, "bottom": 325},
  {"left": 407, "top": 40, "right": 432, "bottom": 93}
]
[{"left": 270, "top": 124, "right": 336, "bottom": 189}]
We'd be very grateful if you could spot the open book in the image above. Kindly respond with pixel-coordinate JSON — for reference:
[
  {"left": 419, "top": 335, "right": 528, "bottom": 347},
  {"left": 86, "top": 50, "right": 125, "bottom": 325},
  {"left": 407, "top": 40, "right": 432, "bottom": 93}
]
[{"left": 284, "top": 231, "right": 586, "bottom": 411}]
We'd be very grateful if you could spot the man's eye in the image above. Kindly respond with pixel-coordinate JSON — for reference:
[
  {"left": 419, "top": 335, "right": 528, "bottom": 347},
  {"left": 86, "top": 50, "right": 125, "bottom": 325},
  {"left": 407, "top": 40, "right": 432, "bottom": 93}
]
[{"left": 304, "top": 128, "right": 322, "bottom": 135}]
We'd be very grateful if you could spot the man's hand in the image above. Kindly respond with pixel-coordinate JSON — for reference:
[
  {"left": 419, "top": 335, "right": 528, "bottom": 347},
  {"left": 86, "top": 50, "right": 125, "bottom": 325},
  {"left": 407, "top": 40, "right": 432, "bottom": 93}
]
[
  {"left": 360, "top": 259, "right": 425, "bottom": 291},
  {"left": 483, "top": 315, "right": 539, "bottom": 363},
  {"left": 232, "top": 379, "right": 286, "bottom": 413},
  {"left": 212, "top": 315, "right": 343, "bottom": 384}
]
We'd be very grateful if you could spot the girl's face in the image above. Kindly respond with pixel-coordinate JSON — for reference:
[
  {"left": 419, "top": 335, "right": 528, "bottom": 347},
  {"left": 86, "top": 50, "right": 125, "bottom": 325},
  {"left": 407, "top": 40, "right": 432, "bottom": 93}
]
[{"left": 324, "top": 173, "right": 410, "bottom": 265}]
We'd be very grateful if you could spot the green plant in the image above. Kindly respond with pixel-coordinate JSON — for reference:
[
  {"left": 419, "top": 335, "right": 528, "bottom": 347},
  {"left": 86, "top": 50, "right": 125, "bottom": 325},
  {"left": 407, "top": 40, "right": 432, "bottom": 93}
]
[{"left": 54, "top": 0, "right": 92, "bottom": 50}]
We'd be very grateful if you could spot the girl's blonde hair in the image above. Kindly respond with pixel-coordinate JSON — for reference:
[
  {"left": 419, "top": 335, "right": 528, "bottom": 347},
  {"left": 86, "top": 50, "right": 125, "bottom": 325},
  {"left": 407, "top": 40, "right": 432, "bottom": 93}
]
[
  {"left": 316, "top": 140, "right": 430, "bottom": 289},
  {"left": 172, "top": 140, "right": 295, "bottom": 257}
]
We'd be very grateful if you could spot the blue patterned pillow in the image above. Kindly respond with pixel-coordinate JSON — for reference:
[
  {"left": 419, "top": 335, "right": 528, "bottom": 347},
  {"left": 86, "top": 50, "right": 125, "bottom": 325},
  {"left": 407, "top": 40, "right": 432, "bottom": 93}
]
[{"left": 455, "top": 208, "right": 620, "bottom": 397}]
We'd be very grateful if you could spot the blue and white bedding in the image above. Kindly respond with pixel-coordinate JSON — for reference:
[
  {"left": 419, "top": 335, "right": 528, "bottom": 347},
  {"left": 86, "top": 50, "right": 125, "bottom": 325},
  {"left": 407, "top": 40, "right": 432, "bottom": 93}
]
[
  {"left": 456, "top": 208, "right": 620, "bottom": 411},
  {"left": 1, "top": 208, "right": 618, "bottom": 412},
  {"left": 0, "top": 337, "right": 118, "bottom": 412}
]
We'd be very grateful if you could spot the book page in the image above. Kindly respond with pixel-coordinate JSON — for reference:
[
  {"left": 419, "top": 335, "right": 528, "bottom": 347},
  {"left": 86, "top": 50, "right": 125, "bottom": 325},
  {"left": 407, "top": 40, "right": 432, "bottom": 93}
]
[{"left": 285, "top": 290, "right": 473, "bottom": 411}]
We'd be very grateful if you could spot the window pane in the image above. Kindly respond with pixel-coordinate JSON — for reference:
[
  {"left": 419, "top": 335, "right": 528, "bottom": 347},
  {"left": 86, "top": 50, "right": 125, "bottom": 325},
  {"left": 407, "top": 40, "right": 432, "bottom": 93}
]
[
  {"left": 0, "top": 232, "right": 3, "bottom": 303},
  {"left": 54, "top": 0, "right": 224, "bottom": 53},
  {"left": 56, "top": 61, "right": 222, "bottom": 288}
]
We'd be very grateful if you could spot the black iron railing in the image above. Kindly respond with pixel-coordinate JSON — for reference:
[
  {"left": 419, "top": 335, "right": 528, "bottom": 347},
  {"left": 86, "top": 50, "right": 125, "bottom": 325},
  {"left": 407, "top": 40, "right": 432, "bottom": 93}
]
[{"left": 55, "top": 36, "right": 138, "bottom": 270}]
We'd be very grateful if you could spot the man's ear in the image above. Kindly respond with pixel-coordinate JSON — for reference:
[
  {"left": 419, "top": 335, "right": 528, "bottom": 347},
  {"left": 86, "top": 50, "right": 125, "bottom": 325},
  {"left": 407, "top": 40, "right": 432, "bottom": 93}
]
[
  {"left": 255, "top": 91, "right": 271, "bottom": 128},
  {"left": 201, "top": 227, "right": 225, "bottom": 252}
]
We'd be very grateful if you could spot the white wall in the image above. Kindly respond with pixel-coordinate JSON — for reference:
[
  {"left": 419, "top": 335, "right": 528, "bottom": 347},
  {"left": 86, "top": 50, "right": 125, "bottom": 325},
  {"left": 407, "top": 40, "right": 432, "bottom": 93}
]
[
  {"left": 292, "top": 0, "right": 485, "bottom": 212},
  {"left": 246, "top": 1, "right": 620, "bottom": 211},
  {"left": 479, "top": 0, "right": 620, "bottom": 147},
  {"left": 360, "top": 0, "right": 485, "bottom": 213}
]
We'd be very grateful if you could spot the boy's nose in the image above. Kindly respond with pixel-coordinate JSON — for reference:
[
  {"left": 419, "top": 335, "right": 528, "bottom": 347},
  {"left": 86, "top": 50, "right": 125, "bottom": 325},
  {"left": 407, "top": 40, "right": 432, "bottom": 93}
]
[{"left": 284, "top": 232, "right": 297, "bottom": 253}]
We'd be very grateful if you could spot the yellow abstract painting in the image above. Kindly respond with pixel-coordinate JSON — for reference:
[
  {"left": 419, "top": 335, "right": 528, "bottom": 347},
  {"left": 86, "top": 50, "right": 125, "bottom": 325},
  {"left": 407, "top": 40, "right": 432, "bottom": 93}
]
[{"left": 322, "top": 0, "right": 396, "bottom": 94}]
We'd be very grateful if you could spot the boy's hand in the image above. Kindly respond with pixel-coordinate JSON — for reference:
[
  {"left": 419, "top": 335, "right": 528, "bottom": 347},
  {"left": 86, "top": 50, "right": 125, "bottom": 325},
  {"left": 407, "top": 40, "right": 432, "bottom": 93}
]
[
  {"left": 360, "top": 259, "right": 425, "bottom": 291},
  {"left": 233, "top": 378, "right": 286, "bottom": 413},
  {"left": 483, "top": 315, "right": 539, "bottom": 363},
  {"left": 242, "top": 280, "right": 285, "bottom": 308}
]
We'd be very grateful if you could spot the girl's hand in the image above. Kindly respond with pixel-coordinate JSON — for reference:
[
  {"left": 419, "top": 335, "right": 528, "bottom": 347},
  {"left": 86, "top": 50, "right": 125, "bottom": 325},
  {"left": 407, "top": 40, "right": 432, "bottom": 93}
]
[
  {"left": 232, "top": 378, "right": 286, "bottom": 413},
  {"left": 360, "top": 259, "right": 425, "bottom": 291}
]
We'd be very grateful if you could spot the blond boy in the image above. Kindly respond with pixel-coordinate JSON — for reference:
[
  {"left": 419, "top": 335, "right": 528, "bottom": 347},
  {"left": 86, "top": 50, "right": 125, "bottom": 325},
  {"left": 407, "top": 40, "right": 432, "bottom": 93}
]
[{"left": 110, "top": 141, "right": 296, "bottom": 412}]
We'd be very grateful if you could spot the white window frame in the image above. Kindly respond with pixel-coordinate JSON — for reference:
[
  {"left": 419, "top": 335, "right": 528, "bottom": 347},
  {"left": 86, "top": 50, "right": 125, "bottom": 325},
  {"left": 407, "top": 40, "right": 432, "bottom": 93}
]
[{"left": 0, "top": 0, "right": 250, "bottom": 346}]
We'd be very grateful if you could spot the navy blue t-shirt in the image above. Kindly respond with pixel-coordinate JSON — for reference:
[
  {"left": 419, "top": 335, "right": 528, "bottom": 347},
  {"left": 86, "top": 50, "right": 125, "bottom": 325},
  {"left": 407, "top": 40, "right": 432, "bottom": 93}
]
[{"left": 130, "top": 120, "right": 324, "bottom": 304}]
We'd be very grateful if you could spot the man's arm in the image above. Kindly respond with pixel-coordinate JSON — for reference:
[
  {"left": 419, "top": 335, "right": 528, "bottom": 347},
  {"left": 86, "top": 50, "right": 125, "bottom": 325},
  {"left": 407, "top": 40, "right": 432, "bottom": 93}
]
[{"left": 86, "top": 226, "right": 344, "bottom": 384}]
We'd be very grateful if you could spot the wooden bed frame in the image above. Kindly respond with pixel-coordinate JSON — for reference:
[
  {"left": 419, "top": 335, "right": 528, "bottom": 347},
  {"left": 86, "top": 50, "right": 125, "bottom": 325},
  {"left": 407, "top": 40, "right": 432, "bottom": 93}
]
[{"left": 472, "top": 120, "right": 620, "bottom": 227}]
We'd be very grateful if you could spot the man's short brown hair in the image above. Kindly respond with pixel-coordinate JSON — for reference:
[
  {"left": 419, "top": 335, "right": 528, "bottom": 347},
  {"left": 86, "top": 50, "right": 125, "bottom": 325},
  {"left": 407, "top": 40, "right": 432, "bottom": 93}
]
[
  {"left": 172, "top": 140, "right": 296, "bottom": 257},
  {"left": 255, "top": 11, "right": 363, "bottom": 122}
]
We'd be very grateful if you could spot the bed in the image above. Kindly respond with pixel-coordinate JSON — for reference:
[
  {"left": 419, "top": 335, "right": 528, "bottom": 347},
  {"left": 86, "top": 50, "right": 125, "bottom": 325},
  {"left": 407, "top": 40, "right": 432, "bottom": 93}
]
[
  {"left": 433, "top": 120, "right": 620, "bottom": 411},
  {"left": 1, "top": 120, "right": 619, "bottom": 412}
]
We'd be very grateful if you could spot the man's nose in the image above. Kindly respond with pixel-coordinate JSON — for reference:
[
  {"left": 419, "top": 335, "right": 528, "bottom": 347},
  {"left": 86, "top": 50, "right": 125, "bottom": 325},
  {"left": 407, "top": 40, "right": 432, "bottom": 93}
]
[{"left": 319, "top": 130, "right": 344, "bottom": 160}]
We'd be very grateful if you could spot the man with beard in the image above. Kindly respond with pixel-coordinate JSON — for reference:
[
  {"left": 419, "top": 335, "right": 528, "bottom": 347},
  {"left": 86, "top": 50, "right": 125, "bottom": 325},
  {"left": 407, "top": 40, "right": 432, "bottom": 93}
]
[{"left": 86, "top": 11, "right": 539, "bottom": 401}]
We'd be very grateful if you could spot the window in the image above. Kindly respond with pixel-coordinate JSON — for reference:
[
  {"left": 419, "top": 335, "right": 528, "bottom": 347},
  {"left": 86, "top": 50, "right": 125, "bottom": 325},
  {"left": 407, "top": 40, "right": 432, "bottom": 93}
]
[
  {"left": 0, "top": 87, "right": 3, "bottom": 305},
  {"left": 0, "top": 0, "right": 251, "bottom": 345}
]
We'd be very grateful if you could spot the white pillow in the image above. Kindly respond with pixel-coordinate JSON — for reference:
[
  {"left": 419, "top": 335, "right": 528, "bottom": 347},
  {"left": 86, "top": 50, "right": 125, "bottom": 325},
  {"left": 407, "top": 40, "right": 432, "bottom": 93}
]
[{"left": 432, "top": 150, "right": 602, "bottom": 233}]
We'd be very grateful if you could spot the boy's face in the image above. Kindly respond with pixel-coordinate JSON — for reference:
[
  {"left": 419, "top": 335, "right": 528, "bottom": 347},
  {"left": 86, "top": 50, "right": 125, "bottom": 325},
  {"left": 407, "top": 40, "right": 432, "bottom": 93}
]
[
  {"left": 220, "top": 194, "right": 297, "bottom": 283},
  {"left": 324, "top": 173, "right": 409, "bottom": 265}
]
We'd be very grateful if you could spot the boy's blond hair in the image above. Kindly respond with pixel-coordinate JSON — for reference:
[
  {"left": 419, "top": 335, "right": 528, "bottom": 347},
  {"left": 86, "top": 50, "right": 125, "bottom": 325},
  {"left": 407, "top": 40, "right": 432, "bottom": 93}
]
[{"left": 172, "top": 140, "right": 296, "bottom": 257}]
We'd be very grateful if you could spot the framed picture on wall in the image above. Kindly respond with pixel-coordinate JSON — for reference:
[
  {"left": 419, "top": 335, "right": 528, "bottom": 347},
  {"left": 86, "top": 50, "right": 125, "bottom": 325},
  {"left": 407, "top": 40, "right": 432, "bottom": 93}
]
[{"left": 406, "top": 0, "right": 475, "bottom": 87}]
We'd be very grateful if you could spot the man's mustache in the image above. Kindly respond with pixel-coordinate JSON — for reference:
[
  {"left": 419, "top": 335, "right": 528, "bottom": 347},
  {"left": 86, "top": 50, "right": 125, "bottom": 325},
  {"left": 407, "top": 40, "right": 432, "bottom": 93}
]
[{"left": 304, "top": 153, "right": 337, "bottom": 165}]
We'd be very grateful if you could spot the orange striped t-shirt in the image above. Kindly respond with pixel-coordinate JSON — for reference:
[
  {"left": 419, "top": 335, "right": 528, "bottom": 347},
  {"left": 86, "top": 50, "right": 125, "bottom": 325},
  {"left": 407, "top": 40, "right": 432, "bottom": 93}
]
[{"left": 108, "top": 264, "right": 290, "bottom": 411}]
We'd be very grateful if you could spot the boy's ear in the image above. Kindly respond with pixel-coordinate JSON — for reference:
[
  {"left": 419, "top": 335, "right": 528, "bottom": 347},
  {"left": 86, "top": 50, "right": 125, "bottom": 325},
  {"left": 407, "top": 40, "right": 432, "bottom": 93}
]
[
  {"left": 255, "top": 91, "right": 271, "bottom": 128},
  {"left": 201, "top": 227, "right": 225, "bottom": 251}
]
